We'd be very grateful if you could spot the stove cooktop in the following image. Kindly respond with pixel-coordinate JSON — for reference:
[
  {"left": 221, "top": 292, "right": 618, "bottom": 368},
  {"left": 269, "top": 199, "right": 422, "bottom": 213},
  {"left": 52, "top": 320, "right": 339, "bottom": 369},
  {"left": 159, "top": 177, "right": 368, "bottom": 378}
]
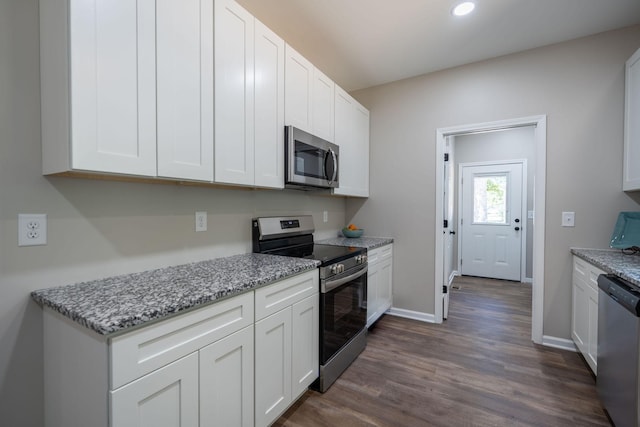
[{"left": 267, "top": 243, "right": 365, "bottom": 266}]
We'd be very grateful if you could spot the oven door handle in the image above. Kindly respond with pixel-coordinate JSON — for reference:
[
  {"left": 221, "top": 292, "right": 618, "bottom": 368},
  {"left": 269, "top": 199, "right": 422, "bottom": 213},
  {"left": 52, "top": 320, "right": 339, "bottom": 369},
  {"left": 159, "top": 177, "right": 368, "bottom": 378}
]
[{"left": 322, "top": 266, "right": 368, "bottom": 293}]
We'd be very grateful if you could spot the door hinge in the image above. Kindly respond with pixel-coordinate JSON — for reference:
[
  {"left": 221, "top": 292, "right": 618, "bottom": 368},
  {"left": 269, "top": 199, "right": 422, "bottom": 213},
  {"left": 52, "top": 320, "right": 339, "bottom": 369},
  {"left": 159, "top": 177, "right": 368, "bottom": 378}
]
[
  {"left": 443, "top": 219, "right": 448, "bottom": 228},
  {"left": 444, "top": 153, "right": 449, "bottom": 162},
  {"left": 460, "top": 259, "right": 463, "bottom": 265}
]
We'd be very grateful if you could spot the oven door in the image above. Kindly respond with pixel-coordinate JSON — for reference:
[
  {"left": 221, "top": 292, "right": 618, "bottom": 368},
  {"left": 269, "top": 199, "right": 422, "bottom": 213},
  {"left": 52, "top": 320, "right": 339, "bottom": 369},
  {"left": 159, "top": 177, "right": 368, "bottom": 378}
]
[
  {"left": 320, "top": 265, "right": 367, "bottom": 364},
  {"left": 286, "top": 126, "right": 339, "bottom": 189}
]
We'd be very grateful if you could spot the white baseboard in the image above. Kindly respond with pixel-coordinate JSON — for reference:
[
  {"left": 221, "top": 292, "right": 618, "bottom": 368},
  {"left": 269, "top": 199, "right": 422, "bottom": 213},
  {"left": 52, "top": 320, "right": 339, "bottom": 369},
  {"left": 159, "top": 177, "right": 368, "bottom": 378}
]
[
  {"left": 523, "top": 277, "right": 533, "bottom": 284},
  {"left": 448, "top": 271, "right": 459, "bottom": 286},
  {"left": 542, "top": 335, "right": 577, "bottom": 352},
  {"left": 387, "top": 307, "right": 436, "bottom": 323}
]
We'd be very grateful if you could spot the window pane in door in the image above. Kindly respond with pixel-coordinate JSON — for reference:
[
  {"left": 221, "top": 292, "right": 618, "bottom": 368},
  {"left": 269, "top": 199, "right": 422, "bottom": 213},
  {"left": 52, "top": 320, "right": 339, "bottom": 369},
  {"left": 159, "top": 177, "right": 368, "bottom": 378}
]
[{"left": 473, "top": 174, "right": 507, "bottom": 224}]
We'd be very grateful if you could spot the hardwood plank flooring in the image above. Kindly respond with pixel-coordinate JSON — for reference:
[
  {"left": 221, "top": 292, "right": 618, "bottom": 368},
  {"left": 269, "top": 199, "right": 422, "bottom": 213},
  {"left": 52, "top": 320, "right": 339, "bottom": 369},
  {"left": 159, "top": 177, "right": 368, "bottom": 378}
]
[{"left": 274, "top": 275, "right": 611, "bottom": 427}]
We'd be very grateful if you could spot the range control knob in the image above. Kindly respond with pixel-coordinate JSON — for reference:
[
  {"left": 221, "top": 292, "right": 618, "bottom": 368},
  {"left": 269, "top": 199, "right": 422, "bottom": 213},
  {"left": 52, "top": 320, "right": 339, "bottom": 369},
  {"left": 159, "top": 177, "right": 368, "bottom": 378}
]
[
  {"left": 355, "top": 254, "right": 368, "bottom": 264},
  {"left": 330, "top": 264, "right": 345, "bottom": 274}
]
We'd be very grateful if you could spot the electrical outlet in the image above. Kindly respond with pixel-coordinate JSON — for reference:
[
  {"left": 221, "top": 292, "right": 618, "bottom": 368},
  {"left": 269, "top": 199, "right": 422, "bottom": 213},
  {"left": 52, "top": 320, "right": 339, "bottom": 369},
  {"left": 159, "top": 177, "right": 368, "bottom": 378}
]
[
  {"left": 18, "top": 214, "right": 47, "bottom": 246},
  {"left": 195, "top": 211, "right": 207, "bottom": 232}
]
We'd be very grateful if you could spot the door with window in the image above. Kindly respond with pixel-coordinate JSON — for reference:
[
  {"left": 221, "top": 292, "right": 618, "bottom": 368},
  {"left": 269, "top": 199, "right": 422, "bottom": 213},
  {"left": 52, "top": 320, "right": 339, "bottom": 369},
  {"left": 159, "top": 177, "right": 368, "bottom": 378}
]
[{"left": 460, "top": 162, "right": 524, "bottom": 281}]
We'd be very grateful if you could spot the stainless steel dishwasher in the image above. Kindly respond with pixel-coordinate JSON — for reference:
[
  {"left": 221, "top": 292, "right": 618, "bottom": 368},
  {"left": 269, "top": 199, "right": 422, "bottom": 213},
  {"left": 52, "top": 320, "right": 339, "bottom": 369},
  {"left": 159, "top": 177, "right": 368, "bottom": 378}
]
[{"left": 597, "top": 274, "right": 640, "bottom": 427}]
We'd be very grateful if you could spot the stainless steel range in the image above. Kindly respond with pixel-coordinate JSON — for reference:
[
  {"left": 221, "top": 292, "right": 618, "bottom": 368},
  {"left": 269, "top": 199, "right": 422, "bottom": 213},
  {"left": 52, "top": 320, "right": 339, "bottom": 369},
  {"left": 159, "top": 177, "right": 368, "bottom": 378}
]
[{"left": 252, "top": 215, "right": 368, "bottom": 392}]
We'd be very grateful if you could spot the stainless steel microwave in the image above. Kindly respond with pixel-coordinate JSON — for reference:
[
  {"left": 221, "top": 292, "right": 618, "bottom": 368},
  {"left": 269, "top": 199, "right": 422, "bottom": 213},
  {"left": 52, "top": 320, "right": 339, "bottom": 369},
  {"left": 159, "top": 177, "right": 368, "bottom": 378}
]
[{"left": 285, "top": 126, "right": 339, "bottom": 189}]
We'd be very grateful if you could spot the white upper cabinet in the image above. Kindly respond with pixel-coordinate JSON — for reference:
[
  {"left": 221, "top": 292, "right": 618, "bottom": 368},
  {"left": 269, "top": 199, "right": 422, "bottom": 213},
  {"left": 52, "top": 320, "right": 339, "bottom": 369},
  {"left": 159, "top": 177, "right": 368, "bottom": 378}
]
[
  {"left": 312, "top": 68, "right": 335, "bottom": 142},
  {"left": 40, "top": 0, "right": 352, "bottom": 191},
  {"left": 254, "top": 20, "right": 285, "bottom": 189},
  {"left": 284, "top": 44, "right": 336, "bottom": 142},
  {"left": 41, "top": 0, "right": 157, "bottom": 176},
  {"left": 285, "top": 44, "right": 314, "bottom": 134},
  {"left": 215, "top": 0, "right": 285, "bottom": 188},
  {"left": 332, "top": 86, "right": 370, "bottom": 197},
  {"left": 624, "top": 47, "right": 640, "bottom": 191},
  {"left": 157, "top": 0, "right": 214, "bottom": 181},
  {"left": 214, "top": 0, "right": 255, "bottom": 186}
]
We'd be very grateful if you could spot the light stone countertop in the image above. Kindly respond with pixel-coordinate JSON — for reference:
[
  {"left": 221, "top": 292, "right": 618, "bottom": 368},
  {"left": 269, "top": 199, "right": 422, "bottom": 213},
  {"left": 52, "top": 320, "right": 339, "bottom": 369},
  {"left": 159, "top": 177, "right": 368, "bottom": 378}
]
[
  {"left": 318, "top": 236, "right": 394, "bottom": 250},
  {"left": 31, "top": 253, "right": 320, "bottom": 336},
  {"left": 571, "top": 248, "right": 640, "bottom": 287}
]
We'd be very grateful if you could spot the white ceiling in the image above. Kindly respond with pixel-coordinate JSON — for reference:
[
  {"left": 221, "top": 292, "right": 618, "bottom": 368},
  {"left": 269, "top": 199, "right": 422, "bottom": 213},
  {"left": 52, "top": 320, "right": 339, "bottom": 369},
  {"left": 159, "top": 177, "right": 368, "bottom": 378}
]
[{"left": 235, "top": 0, "right": 640, "bottom": 92}]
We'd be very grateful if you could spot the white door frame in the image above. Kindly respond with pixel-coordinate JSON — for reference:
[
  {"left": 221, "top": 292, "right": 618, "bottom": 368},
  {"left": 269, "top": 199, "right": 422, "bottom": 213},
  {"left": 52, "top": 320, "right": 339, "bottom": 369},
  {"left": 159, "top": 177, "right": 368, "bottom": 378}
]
[
  {"left": 435, "top": 115, "right": 546, "bottom": 344},
  {"left": 458, "top": 159, "right": 527, "bottom": 282}
]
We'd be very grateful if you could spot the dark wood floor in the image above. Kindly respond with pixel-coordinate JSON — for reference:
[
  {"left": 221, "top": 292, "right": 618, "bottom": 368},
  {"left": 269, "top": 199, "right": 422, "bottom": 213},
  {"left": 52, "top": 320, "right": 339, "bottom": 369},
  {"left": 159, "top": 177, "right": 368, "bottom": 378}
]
[{"left": 274, "top": 275, "right": 611, "bottom": 427}]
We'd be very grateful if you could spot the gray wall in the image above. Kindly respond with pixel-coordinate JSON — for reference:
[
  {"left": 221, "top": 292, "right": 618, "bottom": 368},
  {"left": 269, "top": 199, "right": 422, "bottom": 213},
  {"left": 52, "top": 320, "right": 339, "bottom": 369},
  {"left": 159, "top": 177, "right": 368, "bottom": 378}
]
[
  {"left": 348, "top": 26, "right": 640, "bottom": 339},
  {"left": 0, "top": 1, "right": 346, "bottom": 425},
  {"left": 454, "top": 127, "right": 536, "bottom": 279}
]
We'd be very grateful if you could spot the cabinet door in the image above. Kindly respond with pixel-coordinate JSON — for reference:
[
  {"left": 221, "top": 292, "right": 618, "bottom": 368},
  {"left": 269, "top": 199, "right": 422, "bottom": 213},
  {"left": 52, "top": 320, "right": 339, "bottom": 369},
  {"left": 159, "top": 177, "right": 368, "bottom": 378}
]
[
  {"left": 332, "top": 87, "right": 355, "bottom": 196},
  {"left": 353, "top": 102, "right": 371, "bottom": 197},
  {"left": 111, "top": 353, "right": 198, "bottom": 427},
  {"left": 587, "top": 285, "right": 599, "bottom": 374},
  {"left": 156, "top": 0, "right": 214, "bottom": 181},
  {"left": 284, "top": 44, "right": 313, "bottom": 133},
  {"left": 379, "top": 255, "right": 393, "bottom": 314},
  {"left": 214, "top": 0, "right": 255, "bottom": 185},
  {"left": 254, "top": 19, "right": 285, "bottom": 189},
  {"left": 255, "top": 308, "right": 292, "bottom": 427},
  {"left": 291, "top": 294, "right": 319, "bottom": 398},
  {"left": 69, "top": 0, "right": 156, "bottom": 176},
  {"left": 366, "top": 261, "right": 380, "bottom": 328},
  {"left": 312, "top": 68, "right": 335, "bottom": 142},
  {"left": 624, "top": 47, "right": 640, "bottom": 190},
  {"left": 332, "top": 87, "right": 370, "bottom": 197},
  {"left": 571, "top": 275, "right": 588, "bottom": 354},
  {"left": 200, "top": 325, "right": 254, "bottom": 427}
]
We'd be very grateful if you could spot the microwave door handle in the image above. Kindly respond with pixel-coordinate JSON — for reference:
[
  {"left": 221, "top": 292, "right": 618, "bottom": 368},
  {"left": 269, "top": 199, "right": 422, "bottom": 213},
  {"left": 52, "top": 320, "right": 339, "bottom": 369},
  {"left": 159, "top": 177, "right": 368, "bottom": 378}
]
[
  {"left": 327, "top": 148, "right": 338, "bottom": 184},
  {"left": 322, "top": 266, "right": 368, "bottom": 293}
]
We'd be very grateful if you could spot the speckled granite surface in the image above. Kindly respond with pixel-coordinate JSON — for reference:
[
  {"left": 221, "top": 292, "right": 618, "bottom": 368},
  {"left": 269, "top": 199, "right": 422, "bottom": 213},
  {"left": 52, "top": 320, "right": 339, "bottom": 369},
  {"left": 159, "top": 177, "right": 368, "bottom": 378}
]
[
  {"left": 571, "top": 248, "right": 640, "bottom": 287},
  {"left": 318, "top": 236, "right": 393, "bottom": 250},
  {"left": 31, "top": 254, "right": 320, "bottom": 336}
]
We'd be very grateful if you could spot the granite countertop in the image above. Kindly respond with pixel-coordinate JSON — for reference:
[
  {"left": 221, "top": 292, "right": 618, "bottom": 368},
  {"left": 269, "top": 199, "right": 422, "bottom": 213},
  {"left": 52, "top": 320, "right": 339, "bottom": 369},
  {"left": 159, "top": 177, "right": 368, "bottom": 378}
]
[
  {"left": 31, "top": 253, "right": 320, "bottom": 336},
  {"left": 318, "top": 236, "right": 394, "bottom": 250},
  {"left": 571, "top": 248, "right": 640, "bottom": 287}
]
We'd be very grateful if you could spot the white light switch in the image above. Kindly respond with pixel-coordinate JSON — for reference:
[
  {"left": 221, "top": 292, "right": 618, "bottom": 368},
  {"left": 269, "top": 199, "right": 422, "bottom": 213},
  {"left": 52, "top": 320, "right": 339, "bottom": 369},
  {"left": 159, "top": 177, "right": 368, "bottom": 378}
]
[
  {"left": 562, "top": 211, "right": 575, "bottom": 227},
  {"left": 323, "top": 211, "right": 328, "bottom": 223}
]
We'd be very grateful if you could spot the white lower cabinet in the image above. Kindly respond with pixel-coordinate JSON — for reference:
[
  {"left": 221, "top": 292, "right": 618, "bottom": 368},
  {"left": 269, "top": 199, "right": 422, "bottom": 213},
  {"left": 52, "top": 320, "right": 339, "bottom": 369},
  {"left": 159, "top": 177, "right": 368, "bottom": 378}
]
[
  {"left": 367, "top": 244, "right": 393, "bottom": 328},
  {"left": 200, "top": 325, "right": 254, "bottom": 427},
  {"left": 254, "top": 272, "right": 319, "bottom": 427},
  {"left": 111, "top": 353, "right": 200, "bottom": 427},
  {"left": 255, "top": 308, "right": 292, "bottom": 427},
  {"left": 291, "top": 295, "right": 320, "bottom": 398},
  {"left": 571, "top": 255, "right": 603, "bottom": 374},
  {"left": 42, "top": 270, "right": 320, "bottom": 427}
]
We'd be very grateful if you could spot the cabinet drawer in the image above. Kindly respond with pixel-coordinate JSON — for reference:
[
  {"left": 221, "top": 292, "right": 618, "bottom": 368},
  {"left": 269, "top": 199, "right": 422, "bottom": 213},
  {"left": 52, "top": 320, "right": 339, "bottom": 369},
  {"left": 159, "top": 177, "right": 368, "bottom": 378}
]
[
  {"left": 255, "top": 270, "right": 318, "bottom": 321},
  {"left": 379, "top": 244, "right": 393, "bottom": 261},
  {"left": 573, "top": 256, "right": 605, "bottom": 292},
  {"left": 368, "top": 247, "right": 380, "bottom": 264},
  {"left": 110, "top": 291, "right": 254, "bottom": 389}
]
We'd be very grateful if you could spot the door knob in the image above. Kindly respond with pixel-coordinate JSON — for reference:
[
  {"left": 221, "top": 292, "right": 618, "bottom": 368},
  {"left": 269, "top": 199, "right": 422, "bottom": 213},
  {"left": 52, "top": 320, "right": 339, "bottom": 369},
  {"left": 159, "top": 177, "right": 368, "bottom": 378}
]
[
  {"left": 515, "top": 226, "right": 520, "bottom": 231},
  {"left": 515, "top": 218, "right": 520, "bottom": 223},
  {"left": 450, "top": 230, "right": 456, "bottom": 235}
]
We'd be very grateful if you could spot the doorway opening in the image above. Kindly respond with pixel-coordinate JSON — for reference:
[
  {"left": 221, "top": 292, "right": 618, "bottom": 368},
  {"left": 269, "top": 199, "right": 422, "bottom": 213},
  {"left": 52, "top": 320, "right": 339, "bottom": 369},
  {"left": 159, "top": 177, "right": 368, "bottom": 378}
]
[{"left": 435, "top": 116, "right": 547, "bottom": 344}]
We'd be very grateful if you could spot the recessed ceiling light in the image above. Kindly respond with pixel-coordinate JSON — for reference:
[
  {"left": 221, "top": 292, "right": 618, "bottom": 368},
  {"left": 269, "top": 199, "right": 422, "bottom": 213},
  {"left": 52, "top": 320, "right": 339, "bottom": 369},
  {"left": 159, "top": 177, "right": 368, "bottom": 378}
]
[{"left": 452, "top": 1, "right": 475, "bottom": 16}]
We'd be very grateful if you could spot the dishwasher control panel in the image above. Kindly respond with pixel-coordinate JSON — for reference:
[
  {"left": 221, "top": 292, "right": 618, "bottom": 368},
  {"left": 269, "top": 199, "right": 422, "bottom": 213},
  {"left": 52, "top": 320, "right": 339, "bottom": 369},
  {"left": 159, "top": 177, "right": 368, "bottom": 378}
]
[{"left": 597, "top": 274, "right": 640, "bottom": 316}]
